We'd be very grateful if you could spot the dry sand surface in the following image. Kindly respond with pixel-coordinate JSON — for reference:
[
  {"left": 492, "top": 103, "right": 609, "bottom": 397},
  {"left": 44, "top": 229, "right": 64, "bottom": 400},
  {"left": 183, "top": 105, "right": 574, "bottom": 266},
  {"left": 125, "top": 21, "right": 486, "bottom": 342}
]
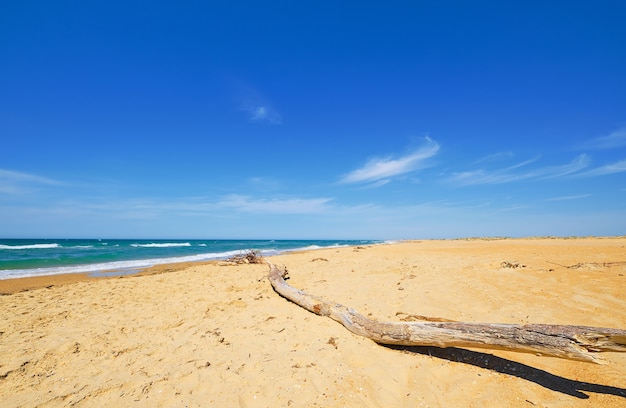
[{"left": 1, "top": 238, "right": 625, "bottom": 407}]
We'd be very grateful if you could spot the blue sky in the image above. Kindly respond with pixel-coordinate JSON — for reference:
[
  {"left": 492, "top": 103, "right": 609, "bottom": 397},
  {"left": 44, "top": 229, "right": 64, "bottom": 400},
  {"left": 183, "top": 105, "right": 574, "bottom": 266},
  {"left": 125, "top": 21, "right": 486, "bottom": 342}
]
[{"left": 1, "top": 1, "right": 625, "bottom": 239}]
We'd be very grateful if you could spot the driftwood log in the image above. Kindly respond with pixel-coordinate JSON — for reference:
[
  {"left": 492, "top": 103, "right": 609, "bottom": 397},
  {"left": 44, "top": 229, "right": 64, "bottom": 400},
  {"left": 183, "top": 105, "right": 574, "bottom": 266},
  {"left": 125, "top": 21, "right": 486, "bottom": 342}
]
[{"left": 266, "top": 261, "right": 626, "bottom": 364}]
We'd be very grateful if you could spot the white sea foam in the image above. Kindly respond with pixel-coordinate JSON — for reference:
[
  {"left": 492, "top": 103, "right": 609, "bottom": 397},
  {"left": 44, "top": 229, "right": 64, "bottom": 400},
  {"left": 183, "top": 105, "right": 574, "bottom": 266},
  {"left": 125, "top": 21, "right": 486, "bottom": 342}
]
[
  {"left": 131, "top": 243, "right": 192, "bottom": 248},
  {"left": 294, "top": 243, "right": 348, "bottom": 250},
  {"left": 0, "top": 243, "right": 60, "bottom": 250},
  {"left": 264, "top": 243, "right": 345, "bottom": 255},
  {"left": 0, "top": 242, "right": 371, "bottom": 280},
  {"left": 0, "top": 250, "right": 245, "bottom": 280}
]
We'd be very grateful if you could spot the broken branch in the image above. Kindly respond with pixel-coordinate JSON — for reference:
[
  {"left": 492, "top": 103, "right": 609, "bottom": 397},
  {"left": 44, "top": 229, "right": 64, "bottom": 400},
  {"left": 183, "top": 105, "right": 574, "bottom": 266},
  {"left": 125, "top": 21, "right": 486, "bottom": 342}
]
[{"left": 266, "top": 261, "right": 626, "bottom": 364}]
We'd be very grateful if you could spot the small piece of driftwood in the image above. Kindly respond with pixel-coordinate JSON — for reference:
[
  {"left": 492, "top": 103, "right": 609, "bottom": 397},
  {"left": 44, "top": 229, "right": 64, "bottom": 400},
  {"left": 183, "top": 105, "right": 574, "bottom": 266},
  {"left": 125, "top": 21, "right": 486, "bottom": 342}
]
[{"left": 266, "top": 261, "right": 626, "bottom": 364}]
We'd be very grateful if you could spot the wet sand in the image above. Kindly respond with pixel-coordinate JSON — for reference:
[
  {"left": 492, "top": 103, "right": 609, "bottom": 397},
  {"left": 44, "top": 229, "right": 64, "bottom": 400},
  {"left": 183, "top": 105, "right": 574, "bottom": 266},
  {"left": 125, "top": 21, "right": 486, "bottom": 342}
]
[{"left": 1, "top": 238, "right": 625, "bottom": 407}]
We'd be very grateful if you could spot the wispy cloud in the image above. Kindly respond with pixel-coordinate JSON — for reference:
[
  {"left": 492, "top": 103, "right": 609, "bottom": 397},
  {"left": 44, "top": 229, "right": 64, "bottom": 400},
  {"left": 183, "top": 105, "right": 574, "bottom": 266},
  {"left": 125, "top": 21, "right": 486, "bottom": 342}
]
[
  {"left": 448, "top": 154, "right": 590, "bottom": 185},
  {"left": 541, "top": 154, "right": 591, "bottom": 179},
  {"left": 234, "top": 82, "right": 282, "bottom": 124},
  {"left": 545, "top": 194, "right": 591, "bottom": 201},
  {"left": 217, "top": 194, "right": 331, "bottom": 214},
  {"left": 0, "top": 168, "right": 63, "bottom": 194},
  {"left": 448, "top": 156, "right": 539, "bottom": 185},
  {"left": 576, "top": 159, "right": 626, "bottom": 177},
  {"left": 5, "top": 194, "right": 336, "bottom": 224},
  {"left": 368, "top": 179, "right": 391, "bottom": 188},
  {"left": 247, "top": 176, "right": 283, "bottom": 192},
  {"left": 474, "top": 151, "right": 514, "bottom": 164},
  {"left": 577, "top": 127, "right": 626, "bottom": 150},
  {"left": 0, "top": 169, "right": 61, "bottom": 185},
  {"left": 340, "top": 137, "right": 440, "bottom": 185},
  {"left": 247, "top": 105, "right": 281, "bottom": 124}
]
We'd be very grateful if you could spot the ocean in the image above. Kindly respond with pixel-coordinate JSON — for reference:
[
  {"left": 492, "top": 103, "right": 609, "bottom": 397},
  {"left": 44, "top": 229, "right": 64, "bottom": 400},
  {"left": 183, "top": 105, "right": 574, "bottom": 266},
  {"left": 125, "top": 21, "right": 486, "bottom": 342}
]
[{"left": 0, "top": 239, "right": 380, "bottom": 280}]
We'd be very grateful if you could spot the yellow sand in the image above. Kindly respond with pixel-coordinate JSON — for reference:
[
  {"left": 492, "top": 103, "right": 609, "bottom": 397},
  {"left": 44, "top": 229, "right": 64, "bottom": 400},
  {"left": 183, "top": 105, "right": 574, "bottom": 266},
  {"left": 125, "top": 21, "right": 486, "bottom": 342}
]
[{"left": 1, "top": 238, "right": 625, "bottom": 407}]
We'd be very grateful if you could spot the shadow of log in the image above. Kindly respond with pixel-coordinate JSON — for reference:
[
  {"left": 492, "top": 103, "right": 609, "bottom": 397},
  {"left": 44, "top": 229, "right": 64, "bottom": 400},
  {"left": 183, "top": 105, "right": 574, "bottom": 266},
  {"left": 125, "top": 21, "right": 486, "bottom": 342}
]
[{"left": 385, "top": 345, "right": 626, "bottom": 399}]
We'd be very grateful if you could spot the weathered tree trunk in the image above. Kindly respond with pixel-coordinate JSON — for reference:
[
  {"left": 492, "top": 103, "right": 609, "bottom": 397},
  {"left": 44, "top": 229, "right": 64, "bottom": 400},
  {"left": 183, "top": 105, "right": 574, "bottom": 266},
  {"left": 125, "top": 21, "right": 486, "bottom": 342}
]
[{"left": 266, "top": 261, "right": 626, "bottom": 364}]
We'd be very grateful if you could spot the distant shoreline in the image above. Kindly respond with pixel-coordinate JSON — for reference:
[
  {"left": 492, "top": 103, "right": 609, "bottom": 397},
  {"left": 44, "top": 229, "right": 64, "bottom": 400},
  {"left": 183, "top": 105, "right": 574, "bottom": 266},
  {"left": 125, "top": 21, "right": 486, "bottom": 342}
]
[
  {"left": 2, "top": 236, "right": 625, "bottom": 295},
  {"left": 0, "top": 238, "right": 381, "bottom": 281}
]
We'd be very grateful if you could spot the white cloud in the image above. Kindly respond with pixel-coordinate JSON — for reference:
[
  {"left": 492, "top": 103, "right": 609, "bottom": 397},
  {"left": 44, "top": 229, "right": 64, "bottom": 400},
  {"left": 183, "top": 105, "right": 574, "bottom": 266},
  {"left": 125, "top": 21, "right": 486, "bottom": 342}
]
[
  {"left": 340, "top": 138, "right": 440, "bottom": 185},
  {"left": 1, "top": 190, "right": 335, "bottom": 218},
  {"left": 251, "top": 107, "right": 267, "bottom": 120},
  {"left": 576, "top": 159, "right": 626, "bottom": 177},
  {"left": 217, "top": 194, "right": 332, "bottom": 214},
  {"left": 448, "top": 156, "right": 537, "bottom": 185},
  {"left": 248, "top": 105, "right": 281, "bottom": 124},
  {"left": 578, "top": 128, "right": 626, "bottom": 150},
  {"left": 247, "top": 177, "right": 282, "bottom": 192},
  {"left": 103, "top": 195, "right": 333, "bottom": 216},
  {"left": 368, "top": 179, "right": 391, "bottom": 188},
  {"left": 474, "top": 151, "right": 514, "bottom": 164},
  {"left": 234, "top": 81, "right": 282, "bottom": 124},
  {"left": 540, "top": 154, "right": 590, "bottom": 179},
  {"left": 0, "top": 169, "right": 61, "bottom": 185},
  {"left": 545, "top": 194, "right": 591, "bottom": 201},
  {"left": 448, "top": 154, "right": 590, "bottom": 185},
  {"left": 0, "top": 169, "right": 63, "bottom": 194}
]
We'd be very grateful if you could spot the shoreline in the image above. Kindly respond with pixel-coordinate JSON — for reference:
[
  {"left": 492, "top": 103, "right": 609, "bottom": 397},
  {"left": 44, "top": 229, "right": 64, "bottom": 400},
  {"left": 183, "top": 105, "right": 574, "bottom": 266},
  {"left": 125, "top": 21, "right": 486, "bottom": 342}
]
[
  {"left": 0, "top": 260, "right": 216, "bottom": 295},
  {"left": 1, "top": 237, "right": 625, "bottom": 407},
  {"left": 0, "top": 239, "right": 379, "bottom": 283},
  {"left": 1, "top": 235, "right": 624, "bottom": 295}
]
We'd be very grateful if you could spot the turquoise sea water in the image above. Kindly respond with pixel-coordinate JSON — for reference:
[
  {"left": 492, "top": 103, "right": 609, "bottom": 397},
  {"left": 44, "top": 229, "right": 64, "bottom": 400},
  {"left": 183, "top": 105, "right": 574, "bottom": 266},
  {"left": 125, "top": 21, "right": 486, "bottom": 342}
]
[{"left": 0, "top": 239, "right": 380, "bottom": 280}]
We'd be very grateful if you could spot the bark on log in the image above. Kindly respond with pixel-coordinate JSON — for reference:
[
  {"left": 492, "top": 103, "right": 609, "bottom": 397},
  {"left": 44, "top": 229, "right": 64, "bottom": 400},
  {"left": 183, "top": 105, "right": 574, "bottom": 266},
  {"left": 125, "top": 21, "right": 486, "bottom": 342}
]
[{"left": 266, "top": 261, "right": 626, "bottom": 364}]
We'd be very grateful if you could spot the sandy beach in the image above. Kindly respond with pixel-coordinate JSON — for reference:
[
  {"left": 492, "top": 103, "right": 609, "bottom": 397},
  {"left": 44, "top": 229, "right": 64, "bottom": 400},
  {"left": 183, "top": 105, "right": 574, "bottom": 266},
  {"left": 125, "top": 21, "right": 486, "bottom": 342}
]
[{"left": 1, "top": 238, "right": 625, "bottom": 407}]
